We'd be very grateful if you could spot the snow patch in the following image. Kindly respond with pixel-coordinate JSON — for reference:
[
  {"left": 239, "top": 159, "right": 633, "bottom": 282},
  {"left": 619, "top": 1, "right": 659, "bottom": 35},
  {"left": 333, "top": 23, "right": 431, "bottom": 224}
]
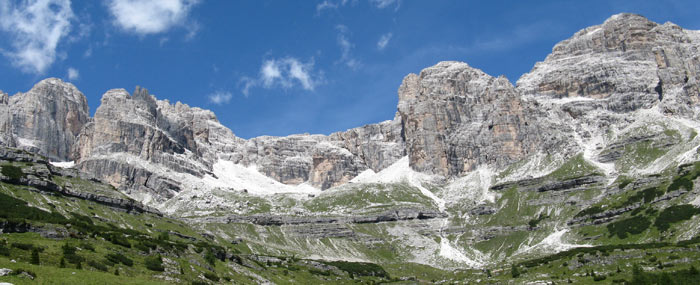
[
  {"left": 49, "top": 161, "right": 75, "bottom": 168},
  {"left": 202, "top": 160, "right": 320, "bottom": 196},
  {"left": 515, "top": 229, "right": 590, "bottom": 255}
]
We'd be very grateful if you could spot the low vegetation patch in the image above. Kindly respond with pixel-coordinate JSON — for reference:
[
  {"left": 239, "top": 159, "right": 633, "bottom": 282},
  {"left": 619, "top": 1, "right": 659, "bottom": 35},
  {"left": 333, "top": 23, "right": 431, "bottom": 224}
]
[
  {"left": 1, "top": 164, "right": 25, "bottom": 180},
  {"left": 654, "top": 204, "right": 700, "bottom": 232},
  {"left": 607, "top": 215, "right": 652, "bottom": 239},
  {"left": 322, "top": 260, "right": 389, "bottom": 278},
  {"left": 144, "top": 254, "right": 164, "bottom": 272}
]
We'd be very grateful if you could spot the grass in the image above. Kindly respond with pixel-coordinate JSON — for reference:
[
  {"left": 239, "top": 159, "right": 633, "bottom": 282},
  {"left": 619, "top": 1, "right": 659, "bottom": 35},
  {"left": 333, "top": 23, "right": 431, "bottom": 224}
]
[
  {"left": 304, "top": 182, "right": 437, "bottom": 214},
  {"left": 546, "top": 153, "right": 599, "bottom": 180}
]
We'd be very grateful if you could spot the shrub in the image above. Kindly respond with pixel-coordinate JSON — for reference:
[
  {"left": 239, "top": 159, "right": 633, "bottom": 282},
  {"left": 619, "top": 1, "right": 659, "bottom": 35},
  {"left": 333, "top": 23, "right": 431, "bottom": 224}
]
[
  {"left": 621, "top": 187, "right": 664, "bottom": 208},
  {"left": 11, "top": 242, "right": 33, "bottom": 251},
  {"left": 88, "top": 260, "right": 109, "bottom": 272},
  {"left": 62, "top": 244, "right": 76, "bottom": 255},
  {"left": 668, "top": 176, "right": 693, "bottom": 192},
  {"left": 575, "top": 205, "right": 604, "bottom": 218},
  {"left": 618, "top": 177, "right": 633, "bottom": 189},
  {"left": 145, "top": 255, "right": 164, "bottom": 272},
  {"left": 0, "top": 192, "right": 67, "bottom": 224},
  {"left": 0, "top": 241, "right": 9, "bottom": 256},
  {"left": 106, "top": 252, "right": 133, "bottom": 267},
  {"left": 157, "top": 231, "right": 169, "bottom": 241},
  {"left": 654, "top": 205, "right": 700, "bottom": 232},
  {"left": 30, "top": 248, "right": 40, "bottom": 265},
  {"left": 203, "top": 271, "right": 219, "bottom": 281},
  {"left": 79, "top": 241, "right": 95, "bottom": 252},
  {"left": 1, "top": 164, "right": 24, "bottom": 180},
  {"left": 106, "top": 233, "right": 131, "bottom": 248},
  {"left": 322, "top": 261, "right": 389, "bottom": 278},
  {"left": 204, "top": 249, "right": 217, "bottom": 266},
  {"left": 511, "top": 264, "right": 520, "bottom": 278},
  {"left": 607, "top": 215, "right": 651, "bottom": 239}
]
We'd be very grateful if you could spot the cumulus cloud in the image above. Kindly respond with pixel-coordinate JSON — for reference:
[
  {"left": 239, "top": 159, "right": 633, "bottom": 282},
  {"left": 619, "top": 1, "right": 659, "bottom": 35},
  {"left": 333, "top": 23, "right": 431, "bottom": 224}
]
[
  {"left": 107, "top": 0, "right": 200, "bottom": 35},
  {"left": 336, "top": 25, "right": 360, "bottom": 69},
  {"left": 67, "top": 67, "right": 79, "bottom": 81},
  {"left": 208, "top": 91, "right": 232, "bottom": 105},
  {"left": 377, "top": 33, "right": 392, "bottom": 50},
  {"left": 241, "top": 57, "right": 321, "bottom": 96},
  {"left": 0, "top": 0, "right": 74, "bottom": 74}
]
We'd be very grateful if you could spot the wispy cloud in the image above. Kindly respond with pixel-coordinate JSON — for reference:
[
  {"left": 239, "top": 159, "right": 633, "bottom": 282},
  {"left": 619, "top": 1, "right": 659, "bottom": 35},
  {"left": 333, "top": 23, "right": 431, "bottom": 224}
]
[
  {"left": 241, "top": 57, "right": 322, "bottom": 96},
  {"left": 316, "top": 0, "right": 353, "bottom": 15},
  {"left": 0, "top": 0, "right": 74, "bottom": 74},
  {"left": 377, "top": 33, "right": 392, "bottom": 50},
  {"left": 107, "top": 0, "right": 200, "bottom": 36},
  {"left": 67, "top": 67, "right": 79, "bottom": 81},
  {"left": 316, "top": 0, "right": 339, "bottom": 15},
  {"left": 336, "top": 25, "right": 360, "bottom": 69},
  {"left": 370, "top": 0, "right": 400, "bottom": 9},
  {"left": 208, "top": 91, "right": 232, "bottom": 105}
]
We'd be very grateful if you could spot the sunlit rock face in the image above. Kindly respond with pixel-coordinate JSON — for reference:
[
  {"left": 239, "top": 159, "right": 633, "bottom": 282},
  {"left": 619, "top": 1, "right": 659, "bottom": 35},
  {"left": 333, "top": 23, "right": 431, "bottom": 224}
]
[{"left": 0, "top": 78, "right": 89, "bottom": 161}]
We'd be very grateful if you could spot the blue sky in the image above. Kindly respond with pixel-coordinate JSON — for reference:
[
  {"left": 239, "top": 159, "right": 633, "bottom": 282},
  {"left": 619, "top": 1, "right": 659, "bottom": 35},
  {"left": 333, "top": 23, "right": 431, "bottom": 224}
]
[{"left": 1, "top": 0, "right": 699, "bottom": 139}]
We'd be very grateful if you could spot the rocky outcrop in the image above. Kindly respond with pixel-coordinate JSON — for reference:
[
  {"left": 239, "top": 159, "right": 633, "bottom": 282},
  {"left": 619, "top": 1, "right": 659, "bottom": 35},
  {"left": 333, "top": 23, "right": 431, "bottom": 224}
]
[
  {"left": 397, "top": 62, "right": 545, "bottom": 176},
  {"left": 0, "top": 146, "right": 157, "bottom": 214},
  {"left": 0, "top": 78, "right": 89, "bottom": 161}
]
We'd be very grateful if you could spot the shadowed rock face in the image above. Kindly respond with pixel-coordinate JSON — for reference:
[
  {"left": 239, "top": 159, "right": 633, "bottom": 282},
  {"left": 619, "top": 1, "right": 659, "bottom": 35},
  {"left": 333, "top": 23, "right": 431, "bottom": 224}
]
[
  {"left": 3, "top": 13, "right": 700, "bottom": 202},
  {"left": 0, "top": 78, "right": 89, "bottom": 161}
]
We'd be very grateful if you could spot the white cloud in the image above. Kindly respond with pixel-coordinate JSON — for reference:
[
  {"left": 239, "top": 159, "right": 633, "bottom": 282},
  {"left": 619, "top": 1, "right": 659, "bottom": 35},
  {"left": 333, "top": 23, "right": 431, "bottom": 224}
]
[
  {"left": 242, "top": 57, "right": 321, "bottom": 96},
  {"left": 107, "top": 0, "right": 200, "bottom": 35},
  {"left": 208, "top": 91, "right": 232, "bottom": 105},
  {"left": 370, "top": 0, "right": 399, "bottom": 9},
  {"left": 316, "top": 1, "right": 339, "bottom": 15},
  {"left": 0, "top": 0, "right": 74, "bottom": 74},
  {"left": 67, "top": 67, "right": 79, "bottom": 81},
  {"left": 336, "top": 25, "right": 360, "bottom": 69},
  {"left": 377, "top": 33, "right": 392, "bottom": 50},
  {"left": 316, "top": 0, "right": 355, "bottom": 15}
]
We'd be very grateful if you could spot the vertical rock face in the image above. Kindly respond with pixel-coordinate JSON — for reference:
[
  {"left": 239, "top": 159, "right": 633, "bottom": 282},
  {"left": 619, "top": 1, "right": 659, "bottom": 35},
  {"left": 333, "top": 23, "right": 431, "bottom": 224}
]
[
  {"left": 0, "top": 78, "right": 89, "bottom": 161},
  {"left": 517, "top": 13, "right": 700, "bottom": 114},
  {"left": 72, "top": 87, "right": 230, "bottom": 202},
  {"left": 329, "top": 117, "right": 405, "bottom": 172},
  {"left": 397, "top": 62, "right": 539, "bottom": 176}
]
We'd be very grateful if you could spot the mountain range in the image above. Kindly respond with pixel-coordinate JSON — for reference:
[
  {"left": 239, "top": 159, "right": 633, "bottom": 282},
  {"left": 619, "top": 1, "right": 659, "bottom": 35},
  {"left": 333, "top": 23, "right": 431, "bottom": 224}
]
[{"left": 2, "top": 13, "right": 700, "bottom": 284}]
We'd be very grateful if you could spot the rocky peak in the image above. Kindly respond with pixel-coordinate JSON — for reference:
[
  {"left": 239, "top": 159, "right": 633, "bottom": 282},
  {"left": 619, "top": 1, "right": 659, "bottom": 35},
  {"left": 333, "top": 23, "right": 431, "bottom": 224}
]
[
  {"left": 517, "top": 13, "right": 700, "bottom": 114},
  {"left": 398, "top": 61, "right": 536, "bottom": 176},
  {"left": 3, "top": 78, "right": 89, "bottom": 161}
]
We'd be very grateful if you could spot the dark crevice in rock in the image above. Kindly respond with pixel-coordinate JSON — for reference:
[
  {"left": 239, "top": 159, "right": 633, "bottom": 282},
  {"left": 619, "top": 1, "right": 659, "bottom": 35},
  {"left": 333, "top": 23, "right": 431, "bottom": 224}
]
[{"left": 655, "top": 79, "right": 664, "bottom": 101}]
